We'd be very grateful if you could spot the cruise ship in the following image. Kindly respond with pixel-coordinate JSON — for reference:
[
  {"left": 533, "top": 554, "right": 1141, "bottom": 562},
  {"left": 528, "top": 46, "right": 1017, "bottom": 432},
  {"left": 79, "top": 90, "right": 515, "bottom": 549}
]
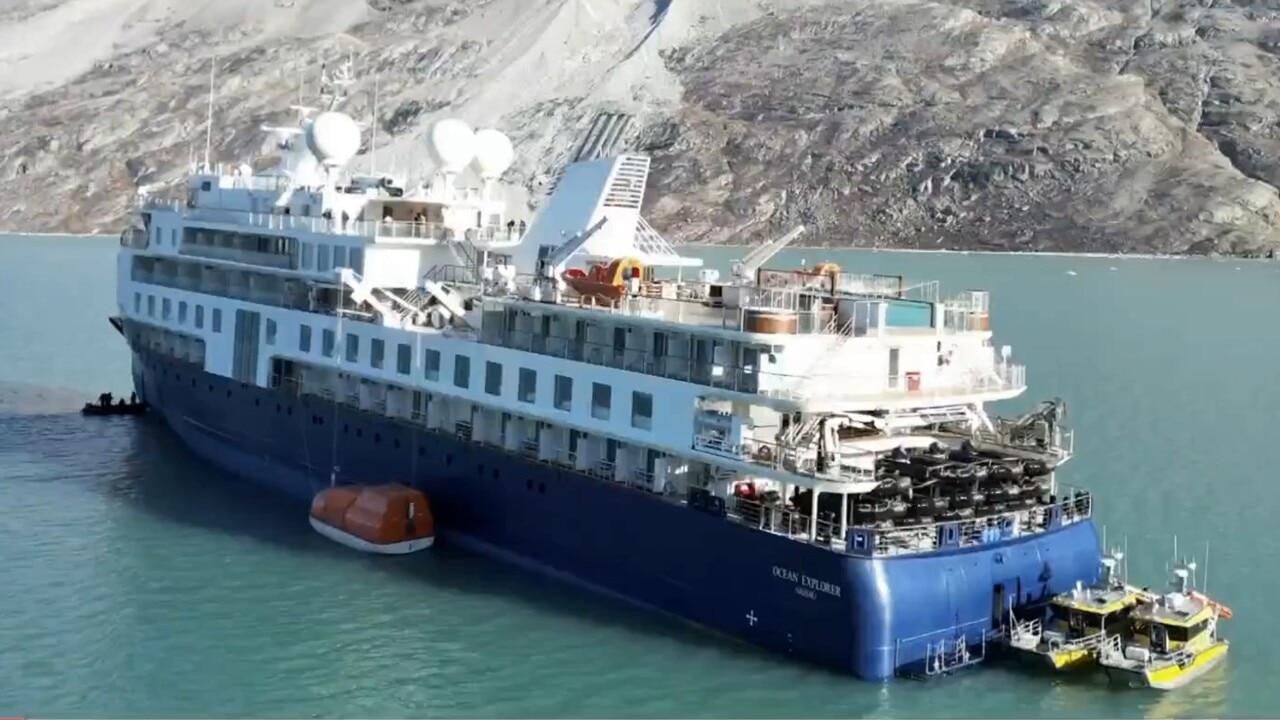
[{"left": 113, "top": 64, "right": 1102, "bottom": 680}]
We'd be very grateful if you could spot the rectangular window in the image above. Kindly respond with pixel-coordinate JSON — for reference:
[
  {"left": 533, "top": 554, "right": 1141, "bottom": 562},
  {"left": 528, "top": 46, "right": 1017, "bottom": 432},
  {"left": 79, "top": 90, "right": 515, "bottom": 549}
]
[
  {"left": 424, "top": 349, "right": 441, "bottom": 381},
  {"left": 370, "top": 338, "right": 385, "bottom": 369},
  {"left": 133, "top": 292, "right": 141, "bottom": 313},
  {"left": 345, "top": 333, "right": 359, "bottom": 363},
  {"left": 631, "top": 391, "right": 653, "bottom": 430},
  {"left": 348, "top": 247, "right": 364, "bottom": 274},
  {"left": 161, "top": 298, "right": 172, "bottom": 320},
  {"left": 397, "top": 343, "right": 411, "bottom": 375},
  {"left": 518, "top": 367, "right": 536, "bottom": 403},
  {"left": 212, "top": 308, "right": 222, "bottom": 333},
  {"left": 301, "top": 243, "right": 313, "bottom": 270},
  {"left": 592, "top": 382, "right": 611, "bottom": 420},
  {"left": 265, "top": 318, "right": 277, "bottom": 345},
  {"left": 195, "top": 305, "right": 204, "bottom": 329},
  {"left": 485, "top": 361, "right": 503, "bottom": 396},
  {"left": 317, "top": 244, "right": 332, "bottom": 272},
  {"left": 554, "top": 375, "right": 573, "bottom": 411},
  {"left": 453, "top": 355, "right": 470, "bottom": 389},
  {"left": 333, "top": 245, "right": 347, "bottom": 269},
  {"left": 178, "top": 301, "right": 188, "bottom": 324},
  {"left": 170, "top": 229, "right": 177, "bottom": 245},
  {"left": 299, "top": 324, "right": 312, "bottom": 352},
  {"left": 322, "top": 329, "right": 335, "bottom": 357},
  {"left": 147, "top": 295, "right": 155, "bottom": 317}
]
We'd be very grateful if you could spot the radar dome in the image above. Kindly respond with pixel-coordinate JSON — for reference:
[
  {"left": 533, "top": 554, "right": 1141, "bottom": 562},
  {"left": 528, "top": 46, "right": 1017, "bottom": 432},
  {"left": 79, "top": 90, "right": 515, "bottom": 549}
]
[
  {"left": 472, "top": 128, "right": 515, "bottom": 179},
  {"left": 428, "top": 119, "right": 477, "bottom": 174},
  {"left": 306, "top": 111, "right": 361, "bottom": 166}
]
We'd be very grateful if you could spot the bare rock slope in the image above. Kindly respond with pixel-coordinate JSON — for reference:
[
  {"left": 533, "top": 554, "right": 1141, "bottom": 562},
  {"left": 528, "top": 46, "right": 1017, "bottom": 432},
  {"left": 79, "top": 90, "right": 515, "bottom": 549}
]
[{"left": 3, "top": 0, "right": 1280, "bottom": 255}]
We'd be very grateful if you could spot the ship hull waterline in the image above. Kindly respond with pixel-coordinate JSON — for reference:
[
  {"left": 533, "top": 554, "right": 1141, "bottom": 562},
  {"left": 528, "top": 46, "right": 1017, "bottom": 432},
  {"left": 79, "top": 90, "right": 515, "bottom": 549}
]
[{"left": 131, "top": 347, "right": 1103, "bottom": 681}]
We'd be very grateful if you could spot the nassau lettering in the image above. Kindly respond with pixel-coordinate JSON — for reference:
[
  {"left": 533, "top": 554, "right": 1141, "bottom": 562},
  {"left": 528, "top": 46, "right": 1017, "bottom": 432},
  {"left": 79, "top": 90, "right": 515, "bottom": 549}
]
[{"left": 772, "top": 565, "right": 842, "bottom": 599}]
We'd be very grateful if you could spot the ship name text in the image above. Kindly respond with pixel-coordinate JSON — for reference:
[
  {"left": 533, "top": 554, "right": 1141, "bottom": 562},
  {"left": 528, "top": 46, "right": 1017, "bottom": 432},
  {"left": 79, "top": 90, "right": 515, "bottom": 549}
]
[{"left": 772, "top": 566, "right": 842, "bottom": 600}]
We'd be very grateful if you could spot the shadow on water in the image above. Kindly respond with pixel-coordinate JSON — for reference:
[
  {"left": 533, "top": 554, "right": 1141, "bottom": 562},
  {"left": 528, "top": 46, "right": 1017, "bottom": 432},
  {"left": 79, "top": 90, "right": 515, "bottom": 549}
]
[{"left": 68, "top": 411, "right": 814, "bottom": 675}]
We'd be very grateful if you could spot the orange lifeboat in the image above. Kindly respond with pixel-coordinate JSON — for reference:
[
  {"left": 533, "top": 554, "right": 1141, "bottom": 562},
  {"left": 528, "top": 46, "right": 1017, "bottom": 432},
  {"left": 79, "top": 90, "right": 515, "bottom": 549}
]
[
  {"left": 562, "top": 257, "right": 644, "bottom": 304},
  {"left": 308, "top": 484, "right": 435, "bottom": 554}
]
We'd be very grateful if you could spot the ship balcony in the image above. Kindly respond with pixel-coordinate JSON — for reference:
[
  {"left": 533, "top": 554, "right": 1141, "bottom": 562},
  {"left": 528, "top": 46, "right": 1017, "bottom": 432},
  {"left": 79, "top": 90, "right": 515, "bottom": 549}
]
[
  {"left": 180, "top": 243, "right": 296, "bottom": 270},
  {"left": 142, "top": 198, "right": 499, "bottom": 247},
  {"left": 482, "top": 327, "right": 1024, "bottom": 408}
]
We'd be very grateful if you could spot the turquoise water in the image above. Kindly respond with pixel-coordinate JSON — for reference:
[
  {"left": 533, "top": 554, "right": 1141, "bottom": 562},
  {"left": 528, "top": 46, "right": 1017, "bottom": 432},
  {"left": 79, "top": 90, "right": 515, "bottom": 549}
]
[{"left": 0, "top": 235, "right": 1274, "bottom": 718}]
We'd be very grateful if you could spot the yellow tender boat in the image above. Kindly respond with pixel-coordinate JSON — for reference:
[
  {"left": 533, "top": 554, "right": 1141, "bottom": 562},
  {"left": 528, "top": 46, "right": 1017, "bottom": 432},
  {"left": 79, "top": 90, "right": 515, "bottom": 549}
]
[
  {"left": 1098, "top": 562, "right": 1231, "bottom": 690},
  {"left": 1006, "top": 552, "right": 1146, "bottom": 670}
]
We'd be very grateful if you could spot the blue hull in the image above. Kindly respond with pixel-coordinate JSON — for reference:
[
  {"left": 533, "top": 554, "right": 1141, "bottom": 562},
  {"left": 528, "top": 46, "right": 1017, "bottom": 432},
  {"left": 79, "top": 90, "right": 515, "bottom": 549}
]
[{"left": 132, "top": 347, "right": 1102, "bottom": 680}]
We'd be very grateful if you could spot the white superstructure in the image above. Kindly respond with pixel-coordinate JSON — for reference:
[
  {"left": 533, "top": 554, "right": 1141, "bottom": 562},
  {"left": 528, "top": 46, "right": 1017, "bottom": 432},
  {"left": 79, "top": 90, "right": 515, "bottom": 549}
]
[{"left": 118, "top": 61, "right": 1074, "bottom": 556}]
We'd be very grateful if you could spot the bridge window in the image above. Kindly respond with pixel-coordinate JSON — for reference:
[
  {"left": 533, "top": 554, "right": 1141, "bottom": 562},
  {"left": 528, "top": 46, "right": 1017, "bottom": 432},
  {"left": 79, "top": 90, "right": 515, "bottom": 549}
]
[
  {"left": 396, "top": 343, "right": 411, "bottom": 375},
  {"left": 485, "top": 361, "right": 503, "bottom": 396},
  {"left": 631, "top": 391, "right": 653, "bottom": 430},
  {"left": 371, "top": 338, "right": 385, "bottom": 369},
  {"left": 299, "top": 325, "right": 312, "bottom": 353},
  {"left": 301, "top": 243, "right": 313, "bottom": 270},
  {"left": 518, "top": 368, "right": 536, "bottom": 403},
  {"left": 554, "top": 375, "right": 572, "bottom": 411},
  {"left": 592, "top": 382, "right": 611, "bottom": 420},
  {"left": 453, "top": 355, "right": 471, "bottom": 389},
  {"left": 265, "top": 319, "right": 277, "bottom": 345},
  {"left": 345, "top": 333, "right": 359, "bottom": 363},
  {"left": 147, "top": 295, "right": 155, "bottom": 317},
  {"left": 317, "top": 244, "right": 332, "bottom": 272},
  {"left": 333, "top": 246, "right": 348, "bottom": 270},
  {"left": 322, "top": 329, "right": 335, "bottom": 357},
  {"left": 195, "top": 305, "right": 204, "bottom": 329},
  {"left": 212, "top": 308, "right": 222, "bottom": 333},
  {"left": 162, "top": 298, "right": 171, "bottom": 320},
  {"left": 349, "top": 247, "right": 364, "bottom": 274},
  {"left": 133, "top": 293, "right": 140, "bottom": 313},
  {"left": 178, "top": 301, "right": 188, "bottom": 325},
  {"left": 424, "top": 349, "right": 440, "bottom": 381}
]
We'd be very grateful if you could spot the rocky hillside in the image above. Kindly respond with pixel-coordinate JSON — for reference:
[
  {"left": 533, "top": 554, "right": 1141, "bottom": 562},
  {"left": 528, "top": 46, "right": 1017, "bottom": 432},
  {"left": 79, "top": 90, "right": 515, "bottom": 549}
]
[{"left": 2, "top": 0, "right": 1280, "bottom": 255}]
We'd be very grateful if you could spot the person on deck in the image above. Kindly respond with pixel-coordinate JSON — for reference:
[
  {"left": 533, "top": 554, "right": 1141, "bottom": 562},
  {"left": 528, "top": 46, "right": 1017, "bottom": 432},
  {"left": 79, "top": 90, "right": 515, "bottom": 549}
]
[{"left": 99, "top": 392, "right": 113, "bottom": 407}]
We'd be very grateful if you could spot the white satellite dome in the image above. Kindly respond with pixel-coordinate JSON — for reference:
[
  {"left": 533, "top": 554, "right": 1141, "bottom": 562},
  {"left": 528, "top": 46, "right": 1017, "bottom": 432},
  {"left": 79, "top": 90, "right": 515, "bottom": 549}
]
[
  {"left": 428, "top": 118, "right": 477, "bottom": 174},
  {"left": 306, "top": 111, "right": 361, "bottom": 167},
  {"left": 472, "top": 128, "right": 515, "bottom": 180}
]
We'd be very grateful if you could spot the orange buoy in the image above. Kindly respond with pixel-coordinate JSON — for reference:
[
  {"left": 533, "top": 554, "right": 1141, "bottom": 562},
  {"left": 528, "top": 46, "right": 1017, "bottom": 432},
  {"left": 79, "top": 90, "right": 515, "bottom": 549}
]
[{"left": 309, "top": 484, "right": 435, "bottom": 554}]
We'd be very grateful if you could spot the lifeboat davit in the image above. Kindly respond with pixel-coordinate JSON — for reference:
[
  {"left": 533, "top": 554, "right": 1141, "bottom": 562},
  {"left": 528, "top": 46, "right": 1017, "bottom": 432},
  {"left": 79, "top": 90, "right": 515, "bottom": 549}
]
[{"left": 309, "top": 484, "right": 435, "bottom": 554}]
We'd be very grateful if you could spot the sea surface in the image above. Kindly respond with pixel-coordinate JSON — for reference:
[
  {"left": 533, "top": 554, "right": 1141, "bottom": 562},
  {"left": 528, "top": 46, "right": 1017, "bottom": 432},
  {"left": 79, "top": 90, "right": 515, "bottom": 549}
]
[{"left": 0, "top": 234, "right": 1274, "bottom": 718}]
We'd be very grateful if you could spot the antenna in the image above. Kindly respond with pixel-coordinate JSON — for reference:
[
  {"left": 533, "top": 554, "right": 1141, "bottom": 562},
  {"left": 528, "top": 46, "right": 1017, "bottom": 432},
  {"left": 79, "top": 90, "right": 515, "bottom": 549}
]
[
  {"left": 371, "top": 75, "right": 379, "bottom": 175},
  {"left": 1203, "top": 540, "right": 1210, "bottom": 595},
  {"left": 204, "top": 55, "right": 217, "bottom": 171}
]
